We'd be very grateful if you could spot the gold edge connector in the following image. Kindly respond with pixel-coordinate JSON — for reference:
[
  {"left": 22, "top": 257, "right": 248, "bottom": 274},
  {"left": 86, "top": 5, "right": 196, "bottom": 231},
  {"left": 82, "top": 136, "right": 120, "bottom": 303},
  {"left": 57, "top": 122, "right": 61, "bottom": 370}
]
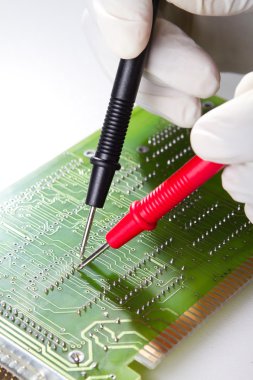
[{"left": 135, "top": 256, "right": 253, "bottom": 369}]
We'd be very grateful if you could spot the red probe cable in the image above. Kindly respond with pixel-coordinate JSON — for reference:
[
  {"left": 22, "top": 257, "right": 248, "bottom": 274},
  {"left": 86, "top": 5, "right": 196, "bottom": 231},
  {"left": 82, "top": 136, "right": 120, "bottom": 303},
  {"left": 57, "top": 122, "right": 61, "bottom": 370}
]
[
  {"left": 79, "top": 156, "right": 224, "bottom": 269},
  {"left": 107, "top": 156, "right": 224, "bottom": 248}
]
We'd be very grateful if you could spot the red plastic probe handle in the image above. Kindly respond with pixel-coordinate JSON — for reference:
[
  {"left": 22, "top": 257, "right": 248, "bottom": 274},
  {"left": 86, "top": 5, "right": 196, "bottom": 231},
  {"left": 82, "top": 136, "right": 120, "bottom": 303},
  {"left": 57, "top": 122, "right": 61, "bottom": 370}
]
[{"left": 106, "top": 156, "right": 224, "bottom": 249}]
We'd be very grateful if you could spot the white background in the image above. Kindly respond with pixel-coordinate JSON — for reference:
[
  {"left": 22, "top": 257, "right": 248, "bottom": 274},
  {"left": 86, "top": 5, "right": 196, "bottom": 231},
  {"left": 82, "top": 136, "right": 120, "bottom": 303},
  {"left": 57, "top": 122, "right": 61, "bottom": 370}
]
[{"left": 0, "top": 1, "right": 253, "bottom": 379}]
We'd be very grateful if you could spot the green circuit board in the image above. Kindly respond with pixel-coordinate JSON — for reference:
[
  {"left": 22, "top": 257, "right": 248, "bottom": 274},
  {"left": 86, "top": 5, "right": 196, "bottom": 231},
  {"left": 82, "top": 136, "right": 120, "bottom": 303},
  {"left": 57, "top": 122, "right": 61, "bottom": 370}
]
[{"left": 0, "top": 98, "right": 253, "bottom": 380}]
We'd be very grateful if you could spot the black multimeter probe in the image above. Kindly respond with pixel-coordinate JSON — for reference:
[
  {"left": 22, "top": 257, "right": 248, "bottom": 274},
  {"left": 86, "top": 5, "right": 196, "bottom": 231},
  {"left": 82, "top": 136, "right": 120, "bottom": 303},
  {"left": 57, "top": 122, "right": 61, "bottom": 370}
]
[{"left": 80, "top": 0, "right": 159, "bottom": 258}]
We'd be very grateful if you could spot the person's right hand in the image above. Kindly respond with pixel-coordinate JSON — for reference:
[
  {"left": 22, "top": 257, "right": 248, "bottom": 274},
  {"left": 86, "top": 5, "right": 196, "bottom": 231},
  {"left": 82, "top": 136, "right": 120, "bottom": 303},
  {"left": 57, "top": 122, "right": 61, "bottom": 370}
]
[
  {"left": 82, "top": 0, "right": 253, "bottom": 127},
  {"left": 191, "top": 72, "right": 253, "bottom": 223}
]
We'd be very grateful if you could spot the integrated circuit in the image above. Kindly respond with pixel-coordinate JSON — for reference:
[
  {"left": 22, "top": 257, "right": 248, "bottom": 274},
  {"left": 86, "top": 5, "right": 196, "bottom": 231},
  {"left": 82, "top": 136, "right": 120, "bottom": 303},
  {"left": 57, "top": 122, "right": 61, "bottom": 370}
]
[{"left": 0, "top": 97, "right": 252, "bottom": 379}]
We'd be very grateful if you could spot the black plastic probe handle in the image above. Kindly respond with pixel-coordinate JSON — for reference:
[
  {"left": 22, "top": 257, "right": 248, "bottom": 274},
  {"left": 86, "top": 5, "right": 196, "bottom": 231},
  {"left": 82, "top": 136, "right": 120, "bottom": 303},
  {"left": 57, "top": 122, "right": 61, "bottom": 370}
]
[{"left": 86, "top": 0, "right": 159, "bottom": 208}]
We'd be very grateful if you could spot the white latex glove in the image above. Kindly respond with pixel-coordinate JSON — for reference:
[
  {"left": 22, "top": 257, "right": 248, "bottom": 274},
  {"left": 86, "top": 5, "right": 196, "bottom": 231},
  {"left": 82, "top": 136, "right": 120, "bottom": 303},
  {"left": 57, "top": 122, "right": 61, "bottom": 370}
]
[
  {"left": 83, "top": 0, "right": 219, "bottom": 127},
  {"left": 169, "top": 0, "right": 253, "bottom": 15},
  {"left": 191, "top": 72, "right": 253, "bottom": 223},
  {"left": 83, "top": 0, "right": 253, "bottom": 127}
]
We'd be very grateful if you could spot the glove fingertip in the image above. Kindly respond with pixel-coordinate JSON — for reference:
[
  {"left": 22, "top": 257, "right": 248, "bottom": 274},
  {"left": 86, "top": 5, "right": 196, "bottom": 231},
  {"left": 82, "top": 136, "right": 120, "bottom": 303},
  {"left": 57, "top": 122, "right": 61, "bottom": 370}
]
[
  {"left": 234, "top": 72, "right": 253, "bottom": 97},
  {"left": 221, "top": 166, "right": 234, "bottom": 193},
  {"left": 137, "top": 92, "right": 201, "bottom": 128},
  {"left": 190, "top": 123, "right": 221, "bottom": 162},
  {"left": 244, "top": 204, "right": 253, "bottom": 224},
  {"left": 179, "top": 98, "right": 201, "bottom": 128},
  {"left": 196, "top": 55, "right": 220, "bottom": 98},
  {"left": 93, "top": 0, "right": 153, "bottom": 59}
]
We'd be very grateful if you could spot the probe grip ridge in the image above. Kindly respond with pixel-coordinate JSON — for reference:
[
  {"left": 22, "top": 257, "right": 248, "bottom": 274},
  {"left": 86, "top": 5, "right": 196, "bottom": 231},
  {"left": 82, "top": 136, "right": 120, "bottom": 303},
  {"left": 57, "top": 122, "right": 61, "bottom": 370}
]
[
  {"left": 86, "top": 96, "right": 134, "bottom": 208},
  {"left": 106, "top": 156, "right": 224, "bottom": 248},
  {"left": 96, "top": 96, "right": 134, "bottom": 158},
  {"left": 137, "top": 174, "right": 190, "bottom": 223},
  {"left": 137, "top": 156, "right": 224, "bottom": 224}
]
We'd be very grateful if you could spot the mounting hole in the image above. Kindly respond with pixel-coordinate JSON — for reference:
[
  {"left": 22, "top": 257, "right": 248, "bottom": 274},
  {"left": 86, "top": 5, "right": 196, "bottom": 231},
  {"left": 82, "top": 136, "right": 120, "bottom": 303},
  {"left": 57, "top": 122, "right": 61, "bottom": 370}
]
[
  {"left": 202, "top": 101, "right": 214, "bottom": 112},
  {"left": 83, "top": 150, "right": 95, "bottom": 158},
  {"left": 136, "top": 145, "right": 149, "bottom": 154},
  {"left": 68, "top": 350, "right": 85, "bottom": 364}
]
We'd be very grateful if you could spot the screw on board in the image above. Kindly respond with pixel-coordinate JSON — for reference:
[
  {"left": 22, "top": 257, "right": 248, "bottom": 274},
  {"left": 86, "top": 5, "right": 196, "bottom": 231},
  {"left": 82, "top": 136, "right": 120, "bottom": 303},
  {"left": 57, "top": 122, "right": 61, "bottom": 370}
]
[{"left": 68, "top": 350, "right": 85, "bottom": 364}]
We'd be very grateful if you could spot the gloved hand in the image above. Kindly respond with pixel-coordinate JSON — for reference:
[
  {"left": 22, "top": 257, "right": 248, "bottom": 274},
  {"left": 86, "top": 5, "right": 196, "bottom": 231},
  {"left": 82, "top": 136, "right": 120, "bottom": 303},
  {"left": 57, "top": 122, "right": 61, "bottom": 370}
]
[
  {"left": 83, "top": 0, "right": 253, "bottom": 223},
  {"left": 83, "top": 0, "right": 253, "bottom": 127},
  {"left": 191, "top": 72, "right": 253, "bottom": 223},
  {"left": 83, "top": 0, "right": 220, "bottom": 127}
]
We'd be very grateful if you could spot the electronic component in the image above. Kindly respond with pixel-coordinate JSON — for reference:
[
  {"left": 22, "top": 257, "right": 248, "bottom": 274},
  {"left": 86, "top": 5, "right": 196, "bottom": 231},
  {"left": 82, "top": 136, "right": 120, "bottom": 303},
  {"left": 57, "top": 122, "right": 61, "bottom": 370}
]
[{"left": 0, "top": 98, "right": 252, "bottom": 380}]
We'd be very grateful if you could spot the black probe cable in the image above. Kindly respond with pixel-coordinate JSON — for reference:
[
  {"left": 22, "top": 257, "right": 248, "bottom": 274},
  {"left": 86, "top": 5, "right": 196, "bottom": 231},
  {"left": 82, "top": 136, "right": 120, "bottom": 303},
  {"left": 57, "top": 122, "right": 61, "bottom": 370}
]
[{"left": 80, "top": 0, "right": 159, "bottom": 258}]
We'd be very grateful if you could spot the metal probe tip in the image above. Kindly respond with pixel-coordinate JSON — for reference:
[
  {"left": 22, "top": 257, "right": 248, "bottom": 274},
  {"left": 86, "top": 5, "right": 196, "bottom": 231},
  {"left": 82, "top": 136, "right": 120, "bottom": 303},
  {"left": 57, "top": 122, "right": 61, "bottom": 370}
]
[
  {"left": 80, "top": 206, "right": 96, "bottom": 258},
  {"left": 78, "top": 242, "right": 110, "bottom": 270}
]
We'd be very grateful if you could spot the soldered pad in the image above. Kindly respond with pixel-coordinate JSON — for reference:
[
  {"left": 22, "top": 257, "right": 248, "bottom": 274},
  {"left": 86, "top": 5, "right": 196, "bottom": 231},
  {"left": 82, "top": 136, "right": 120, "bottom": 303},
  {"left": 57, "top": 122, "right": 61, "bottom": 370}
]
[{"left": 0, "top": 98, "right": 253, "bottom": 380}]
